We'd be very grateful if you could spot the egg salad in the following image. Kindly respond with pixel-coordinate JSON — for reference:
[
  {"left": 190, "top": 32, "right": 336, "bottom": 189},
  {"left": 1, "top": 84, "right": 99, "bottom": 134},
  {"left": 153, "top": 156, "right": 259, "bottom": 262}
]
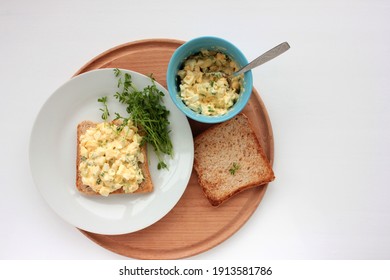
[
  {"left": 78, "top": 121, "right": 145, "bottom": 196},
  {"left": 177, "top": 50, "right": 243, "bottom": 116}
]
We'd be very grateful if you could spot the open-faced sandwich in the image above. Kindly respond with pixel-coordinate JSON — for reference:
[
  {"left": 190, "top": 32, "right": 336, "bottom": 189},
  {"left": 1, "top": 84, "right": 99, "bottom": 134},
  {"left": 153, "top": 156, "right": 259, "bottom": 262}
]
[{"left": 76, "top": 120, "right": 153, "bottom": 196}]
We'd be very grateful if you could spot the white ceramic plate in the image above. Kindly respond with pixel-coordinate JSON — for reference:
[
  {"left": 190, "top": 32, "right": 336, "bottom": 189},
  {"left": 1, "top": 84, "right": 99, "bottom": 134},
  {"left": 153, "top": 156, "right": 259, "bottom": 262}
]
[{"left": 29, "top": 69, "right": 194, "bottom": 235}]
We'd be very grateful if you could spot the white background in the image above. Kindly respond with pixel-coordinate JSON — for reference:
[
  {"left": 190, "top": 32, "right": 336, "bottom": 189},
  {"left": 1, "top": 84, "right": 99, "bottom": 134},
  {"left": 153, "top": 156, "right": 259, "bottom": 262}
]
[{"left": 1, "top": 0, "right": 390, "bottom": 260}]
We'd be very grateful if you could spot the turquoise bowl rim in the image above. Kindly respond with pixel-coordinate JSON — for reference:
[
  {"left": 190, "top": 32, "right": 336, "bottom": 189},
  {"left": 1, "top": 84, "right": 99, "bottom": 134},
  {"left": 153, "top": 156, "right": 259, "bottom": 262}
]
[{"left": 166, "top": 36, "right": 253, "bottom": 124}]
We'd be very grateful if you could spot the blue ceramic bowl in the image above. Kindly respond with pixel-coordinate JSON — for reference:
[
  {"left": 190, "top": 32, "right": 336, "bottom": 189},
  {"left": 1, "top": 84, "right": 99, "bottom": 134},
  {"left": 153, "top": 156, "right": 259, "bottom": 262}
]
[{"left": 166, "top": 36, "right": 253, "bottom": 123}]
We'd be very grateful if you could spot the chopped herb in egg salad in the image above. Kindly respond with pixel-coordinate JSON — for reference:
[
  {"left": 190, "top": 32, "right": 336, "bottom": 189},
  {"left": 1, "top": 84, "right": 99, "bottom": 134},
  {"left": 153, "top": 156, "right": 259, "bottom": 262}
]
[
  {"left": 78, "top": 121, "right": 145, "bottom": 196},
  {"left": 177, "top": 50, "right": 243, "bottom": 116}
]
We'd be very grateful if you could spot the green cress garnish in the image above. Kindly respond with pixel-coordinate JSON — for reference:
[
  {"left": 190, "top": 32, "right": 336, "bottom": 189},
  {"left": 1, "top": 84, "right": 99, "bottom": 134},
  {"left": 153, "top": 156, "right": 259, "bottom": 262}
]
[
  {"left": 112, "top": 68, "right": 173, "bottom": 170},
  {"left": 229, "top": 162, "right": 240, "bottom": 175},
  {"left": 97, "top": 96, "right": 110, "bottom": 121}
]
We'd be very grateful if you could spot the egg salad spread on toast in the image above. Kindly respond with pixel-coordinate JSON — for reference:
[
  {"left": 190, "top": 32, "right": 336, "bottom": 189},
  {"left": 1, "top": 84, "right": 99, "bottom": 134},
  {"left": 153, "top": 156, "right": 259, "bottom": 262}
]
[{"left": 78, "top": 121, "right": 144, "bottom": 196}]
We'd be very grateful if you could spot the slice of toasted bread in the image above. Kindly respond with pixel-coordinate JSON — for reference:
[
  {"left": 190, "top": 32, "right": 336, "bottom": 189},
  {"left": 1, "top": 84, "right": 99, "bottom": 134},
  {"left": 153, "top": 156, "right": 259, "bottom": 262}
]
[
  {"left": 193, "top": 113, "right": 275, "bottom": 206},
  {"left": 76, "top": 120, "right": 153, "bottom": 195}
]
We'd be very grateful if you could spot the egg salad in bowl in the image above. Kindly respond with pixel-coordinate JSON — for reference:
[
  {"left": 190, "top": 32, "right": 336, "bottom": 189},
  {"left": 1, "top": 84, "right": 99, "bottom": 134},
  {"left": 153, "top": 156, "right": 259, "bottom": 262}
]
[
  {"left": 177, "top": 50, "right": 244, "bottom": 116},
  {"left": 167, "top": 36, "right": 253, "bottom": 124}
]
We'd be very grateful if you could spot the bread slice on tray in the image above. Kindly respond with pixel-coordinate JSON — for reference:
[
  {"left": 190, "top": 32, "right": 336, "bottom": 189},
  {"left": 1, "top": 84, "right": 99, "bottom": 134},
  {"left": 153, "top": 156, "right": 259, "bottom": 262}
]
[
  {"left": 194, "top": 113, "right": 275, "bottom": 206},
  {"left": 76, "top": 120, "right": 153, "bottom": 196}
]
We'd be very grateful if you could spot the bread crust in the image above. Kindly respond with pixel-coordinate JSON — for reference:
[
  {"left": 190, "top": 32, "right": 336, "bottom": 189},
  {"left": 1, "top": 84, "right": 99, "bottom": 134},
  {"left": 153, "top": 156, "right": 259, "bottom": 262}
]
[
  {"left": 193, "top": 113, "right": 274, "bottom": 206},
  {"left": 76, "top": 120, "right": 153, "bottom": 195}
]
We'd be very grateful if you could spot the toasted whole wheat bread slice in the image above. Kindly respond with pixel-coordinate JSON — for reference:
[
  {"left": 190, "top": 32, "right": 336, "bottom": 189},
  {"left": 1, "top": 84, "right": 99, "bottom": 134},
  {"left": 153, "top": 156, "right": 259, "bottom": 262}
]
[
  {"left": 76, "top": 120, "right": 153, "bottom": 195},
  {"left": 194, "top": 113, "right": 275, "bottom": 206}
]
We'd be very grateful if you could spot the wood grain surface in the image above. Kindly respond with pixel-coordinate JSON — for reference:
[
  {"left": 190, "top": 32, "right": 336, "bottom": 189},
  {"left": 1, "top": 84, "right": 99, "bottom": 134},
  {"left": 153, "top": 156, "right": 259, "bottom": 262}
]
[{"left": 74, "top": 39, "right": 274, "bottom": 259}]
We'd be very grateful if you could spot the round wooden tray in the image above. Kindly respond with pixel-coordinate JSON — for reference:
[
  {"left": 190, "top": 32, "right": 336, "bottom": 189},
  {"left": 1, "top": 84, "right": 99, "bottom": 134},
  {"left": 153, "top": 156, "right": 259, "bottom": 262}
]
[{"left": 74, "top": 39, "right": 274, "bottom": 259}]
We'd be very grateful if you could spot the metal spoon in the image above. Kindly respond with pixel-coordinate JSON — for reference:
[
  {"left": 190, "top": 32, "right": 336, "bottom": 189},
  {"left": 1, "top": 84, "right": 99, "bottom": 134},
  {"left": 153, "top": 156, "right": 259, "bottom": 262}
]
[{"left": 234, "top": 41, "right": 290, "bottom": 76}]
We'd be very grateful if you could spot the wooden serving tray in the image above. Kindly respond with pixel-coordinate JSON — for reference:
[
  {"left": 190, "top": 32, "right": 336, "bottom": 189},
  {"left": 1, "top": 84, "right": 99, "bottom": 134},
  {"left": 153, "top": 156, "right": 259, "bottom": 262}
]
[{"left": 74, "top": 39, "right": 274, "bottom": 259}]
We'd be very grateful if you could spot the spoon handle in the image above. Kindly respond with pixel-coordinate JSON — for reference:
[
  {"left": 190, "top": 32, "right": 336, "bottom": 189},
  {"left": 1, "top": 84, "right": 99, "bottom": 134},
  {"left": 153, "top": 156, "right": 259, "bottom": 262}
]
[{"left": 234, "top": 42, "right": 290, "bottom": 76}]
